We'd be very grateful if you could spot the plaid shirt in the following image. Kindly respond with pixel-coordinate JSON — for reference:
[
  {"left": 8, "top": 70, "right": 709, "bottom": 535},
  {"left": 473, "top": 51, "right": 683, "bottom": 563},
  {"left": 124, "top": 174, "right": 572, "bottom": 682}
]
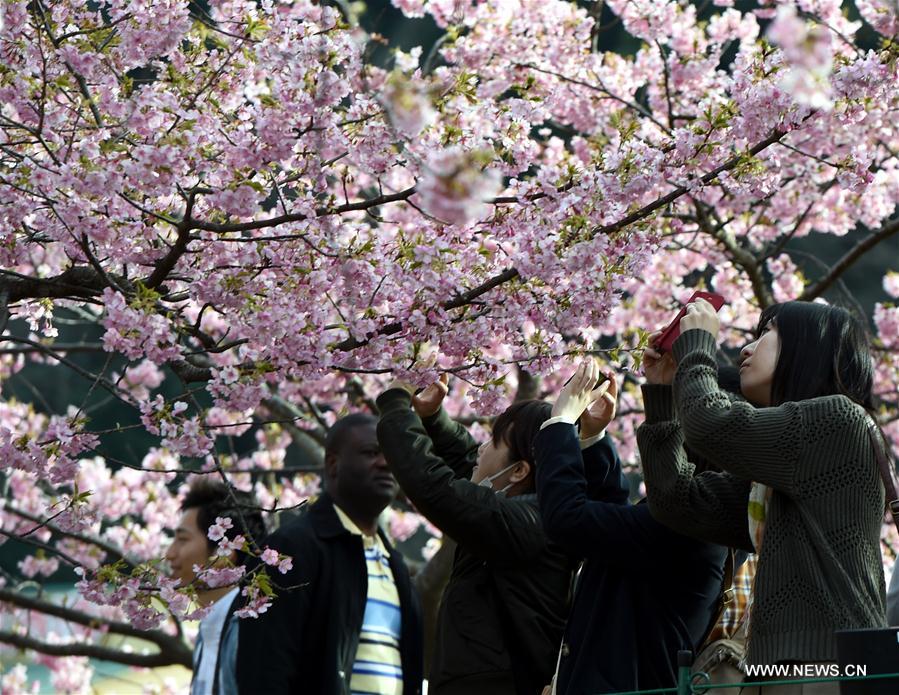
[{"left": 706, "top": 554, "right": 756, "bottom": 642}]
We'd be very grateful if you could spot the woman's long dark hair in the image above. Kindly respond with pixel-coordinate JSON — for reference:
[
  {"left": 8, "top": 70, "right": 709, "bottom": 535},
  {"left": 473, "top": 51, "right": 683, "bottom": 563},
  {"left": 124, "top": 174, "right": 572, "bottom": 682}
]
[
  {"left": 756, "top": 301, "right": 874, "bottom": 410},
  {"left": 492, "top": 399, "right": 553, "bottom": 470}
]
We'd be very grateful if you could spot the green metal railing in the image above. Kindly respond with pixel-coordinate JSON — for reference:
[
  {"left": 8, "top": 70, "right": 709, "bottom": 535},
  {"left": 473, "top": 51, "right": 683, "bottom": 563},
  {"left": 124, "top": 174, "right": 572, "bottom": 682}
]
[{"left": 609, "top": 650, "right": 899, "bottom": 695}]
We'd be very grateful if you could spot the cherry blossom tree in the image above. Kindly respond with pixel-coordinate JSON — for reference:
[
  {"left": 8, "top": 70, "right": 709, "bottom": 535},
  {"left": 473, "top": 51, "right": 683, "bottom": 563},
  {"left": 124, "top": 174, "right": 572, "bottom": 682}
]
[{"left": 1, "top": 0, "right": 899, "bottom": 687}]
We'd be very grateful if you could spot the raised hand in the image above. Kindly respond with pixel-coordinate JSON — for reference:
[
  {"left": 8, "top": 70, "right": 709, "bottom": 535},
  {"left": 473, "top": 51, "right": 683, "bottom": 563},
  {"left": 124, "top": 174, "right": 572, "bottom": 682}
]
[
  {"left": 643, "top": 331, "right": 677, "bottom": 385},
  {"left": 680, "top": 297, "right": 720, "bottom": 338},
  {"left": 411, "top": 373, "right": 449, "bottom": 418},
  {"left": 552, "top": 360, "right": 604, "bottom": 423},
  {"left": 580, "top": 371, "right": 618, "bottom": 439}
]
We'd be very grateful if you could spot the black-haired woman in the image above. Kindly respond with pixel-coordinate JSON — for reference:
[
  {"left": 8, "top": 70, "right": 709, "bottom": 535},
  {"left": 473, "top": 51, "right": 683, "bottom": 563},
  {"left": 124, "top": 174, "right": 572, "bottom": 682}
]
[
  {"left": 376, "top": 376, "right": 579, "bottom": 695},
  {"left": 638, "top": 299, "right": 887, "bottom": 695}
]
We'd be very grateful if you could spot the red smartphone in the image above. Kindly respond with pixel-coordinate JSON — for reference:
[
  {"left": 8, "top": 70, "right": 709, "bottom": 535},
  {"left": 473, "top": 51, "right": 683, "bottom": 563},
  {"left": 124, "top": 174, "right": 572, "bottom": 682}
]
[{"left": 655, "top": 291, "right": 726, "bottom": 353}]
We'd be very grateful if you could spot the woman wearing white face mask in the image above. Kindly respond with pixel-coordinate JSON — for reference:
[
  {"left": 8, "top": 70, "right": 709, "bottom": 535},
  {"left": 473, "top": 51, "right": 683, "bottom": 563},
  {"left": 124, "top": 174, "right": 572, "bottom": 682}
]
[{"left": 376, "top": 375, "right": 609, "bottom": 695}]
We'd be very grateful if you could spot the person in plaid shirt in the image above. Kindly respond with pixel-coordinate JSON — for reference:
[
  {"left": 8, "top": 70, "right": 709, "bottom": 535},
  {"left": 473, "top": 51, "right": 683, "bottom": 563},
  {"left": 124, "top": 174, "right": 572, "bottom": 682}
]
[{"left": 706, "top": 553, "right": 757, "bottom": 643}]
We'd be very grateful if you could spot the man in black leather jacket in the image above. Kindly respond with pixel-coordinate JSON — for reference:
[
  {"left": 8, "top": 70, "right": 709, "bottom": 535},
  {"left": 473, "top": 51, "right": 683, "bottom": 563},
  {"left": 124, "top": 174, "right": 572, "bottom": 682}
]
[{"left": 236, "top": 413, "right": 423, "bottom": 694}]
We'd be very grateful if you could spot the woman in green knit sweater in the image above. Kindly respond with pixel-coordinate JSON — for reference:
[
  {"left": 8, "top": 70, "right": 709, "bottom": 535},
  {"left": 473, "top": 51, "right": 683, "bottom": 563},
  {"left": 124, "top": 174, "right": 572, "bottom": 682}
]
[{"left": 637, "top": 299, "right": 886, "bottom": 695}]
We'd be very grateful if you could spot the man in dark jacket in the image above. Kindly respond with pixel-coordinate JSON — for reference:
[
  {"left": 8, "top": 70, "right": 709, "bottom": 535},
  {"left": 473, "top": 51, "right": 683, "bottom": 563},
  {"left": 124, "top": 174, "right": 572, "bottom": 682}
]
[
  {"left": 235, "top": 413, "right": 423, "bottom": 695},
  {"left": 377, "top": 376, "right": 580, "bottom": 695},
  {"left": 535, "top": 360, "right": 726, "bottom": 694}
]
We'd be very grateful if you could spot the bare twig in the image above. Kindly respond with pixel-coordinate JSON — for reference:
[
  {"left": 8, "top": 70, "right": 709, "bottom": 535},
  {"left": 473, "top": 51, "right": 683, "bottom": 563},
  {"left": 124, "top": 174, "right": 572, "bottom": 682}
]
[
  {"left": 193, "top": 186, "right": 418, "bottom": 235},
  {"left": 4, "top": 506, "right": 132, "bottom": 569}
]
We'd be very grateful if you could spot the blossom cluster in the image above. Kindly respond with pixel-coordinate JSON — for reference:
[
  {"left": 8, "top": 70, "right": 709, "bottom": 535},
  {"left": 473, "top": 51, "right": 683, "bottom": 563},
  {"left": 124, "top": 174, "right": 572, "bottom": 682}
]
[{"left": 0, "top": 0, "right": 898, "bottom": 684}]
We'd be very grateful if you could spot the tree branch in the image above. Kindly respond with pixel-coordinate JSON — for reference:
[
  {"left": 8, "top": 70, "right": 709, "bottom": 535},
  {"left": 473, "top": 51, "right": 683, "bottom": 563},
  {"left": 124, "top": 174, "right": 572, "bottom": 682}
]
[
  {"left": 799, "top": 216, "right": 899, "bottom": 301},
  {"left": 0, "top": 629, "right": 191, "bottom": 669},
  {"left": 330, "top": 267, "right": 523, "bottom": 352},
  {"left": 0, "top": 343, "right": 105, "bottom": 355},
  {"left": 0, "top": 289, "right": 9, "bottom": 336},
  {"left": 79, "top": 233, "right": 124, "bottom": 293},
  {"left": 260, "top": 396, "right": 326, "bottom": 469},
  {"left": 33, "top": 0, "right": 104, "bottom": 128},
  {"left": 516, "top": 61, "right": 671, "bottom": 134},
  {"left": 0, "top": 528, "right": 85, "bottom": 567},
  {"left": 3, "top": 126, "right": 789, "bottom": 371},
  {"left": 192, "top": 186, "right": 418, "bottom": 235},
  {"left": 513, "top": 366, "right": 541, "bottom": 402},
  {"left": 145, "top": 226, "right": 192, "bottom": 290},
  {"left": 332, "top": 127, "right": 789, "bottom": 351},
  {"left": 591, "top": 126, "right": 788, "bottom": 241},
  {"left": 0, "top": 335, "right": 131, "bottom": 402},
  {"left": 0, "top": 588, "right": 192, "bottom": 668},
  {"left": 168, "top": 357, "right": 215, "bottom": 383},
  {"left": 4, "top": 506, "right": 132, "bottom": 570},
  {"left": 694, "top": 202, "right": 775, "bottom": 308},
  {"left": 144, "top": 189, "right": 201, "bottom": 289},
  {"left": 0, "top": 266, "right": 109, "bottom": 303}
]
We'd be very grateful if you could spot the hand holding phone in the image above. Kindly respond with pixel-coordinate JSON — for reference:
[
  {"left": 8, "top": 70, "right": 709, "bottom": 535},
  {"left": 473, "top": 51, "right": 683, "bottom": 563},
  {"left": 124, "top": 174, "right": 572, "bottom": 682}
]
[
  {"left": 553, "top": 360, "right": 611, "bottom": 423},
  {"left": 654, "top": 291, "right": 726, "bottom": 353},
  {"left": 581, "top": 373, "right": 618, "bottom": 438}
]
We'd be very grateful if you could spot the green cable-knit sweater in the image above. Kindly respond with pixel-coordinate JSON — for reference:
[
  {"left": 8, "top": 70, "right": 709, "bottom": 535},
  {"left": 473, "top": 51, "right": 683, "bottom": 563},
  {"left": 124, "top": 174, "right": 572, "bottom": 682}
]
[{"left": 637, "top": 329, "right": 886, "bottom": 667}]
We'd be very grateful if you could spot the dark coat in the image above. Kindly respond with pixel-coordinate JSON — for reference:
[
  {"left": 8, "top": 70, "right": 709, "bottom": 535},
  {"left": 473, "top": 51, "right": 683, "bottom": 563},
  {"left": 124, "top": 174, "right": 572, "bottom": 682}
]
[
  {"left": 376, "top": 390, "right": 578, "bottom": 695},
  {"left": 235, "top": 493, "right": 423, "bottom": 695},
  {"left": 535, "top": 422, "right": 727, "bottom": 694}
]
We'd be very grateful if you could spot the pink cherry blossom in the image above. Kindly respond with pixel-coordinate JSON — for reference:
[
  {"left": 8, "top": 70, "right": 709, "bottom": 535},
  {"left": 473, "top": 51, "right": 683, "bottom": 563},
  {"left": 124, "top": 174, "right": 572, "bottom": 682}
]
[
  {"left": 884, "top": 272, "right": 899, "bottom": 299},
  {"left": 1, "top": 0, "right": 899, "bottom": 676},
  {"left": 207, "top": 517, "right": 234, "bottom": 542},
  {"left": 194, "top": 565, "right": 246, "bottom": 589},
  {"left": 260, "top": 548, "right": 280, "bottom": 566},
  {"left": 18, "top": 555, "right": 60, "bottom": 579},
  {"left": 416, "top": 147, "right": 503, "bottom": 226}
]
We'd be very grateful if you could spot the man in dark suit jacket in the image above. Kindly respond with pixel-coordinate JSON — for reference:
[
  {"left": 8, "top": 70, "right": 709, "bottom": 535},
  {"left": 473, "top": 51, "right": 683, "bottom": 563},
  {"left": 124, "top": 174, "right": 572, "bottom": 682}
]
[{"left": 236, "top": 413, "right": 423, "bottom": 695}]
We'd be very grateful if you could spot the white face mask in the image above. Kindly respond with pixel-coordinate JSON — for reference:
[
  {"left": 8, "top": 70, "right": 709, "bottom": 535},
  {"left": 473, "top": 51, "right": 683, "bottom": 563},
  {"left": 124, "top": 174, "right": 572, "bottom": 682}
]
[{"left": 478, "top": 461, "right": 521, "bottom": 494}]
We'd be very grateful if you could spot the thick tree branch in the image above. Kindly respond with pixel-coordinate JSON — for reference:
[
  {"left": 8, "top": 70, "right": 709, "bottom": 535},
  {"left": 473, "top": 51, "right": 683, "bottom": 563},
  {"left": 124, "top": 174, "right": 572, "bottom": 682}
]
[
  {"left": 0, "top": 588, "right": 192, "bottom": 668},
  {"left": 144, "top": 189, "right": 201, "bottom": 289},
  {"left": 513, "top": 366, "right": 541, "bottom": 402},
  {"left": 146, "top": 226, "right": 192, "bottom": 289},
  {"left": 0, "top": 289, "right": 9, "bottom": 335},
  {"left": 799, "top": 215, "right": 899, "bottom": 301},
  {"left": 0, "top": 630, "right": 191, "bottom": 669},
  {"left": 694, "top": 203, "right": 775, "bottom": 308},
  {"left": 0, "top": 266, "right": 109, "bottom": 303},
  {"left": 168, "top": 357, "right": 215, "bottom": 383}
]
